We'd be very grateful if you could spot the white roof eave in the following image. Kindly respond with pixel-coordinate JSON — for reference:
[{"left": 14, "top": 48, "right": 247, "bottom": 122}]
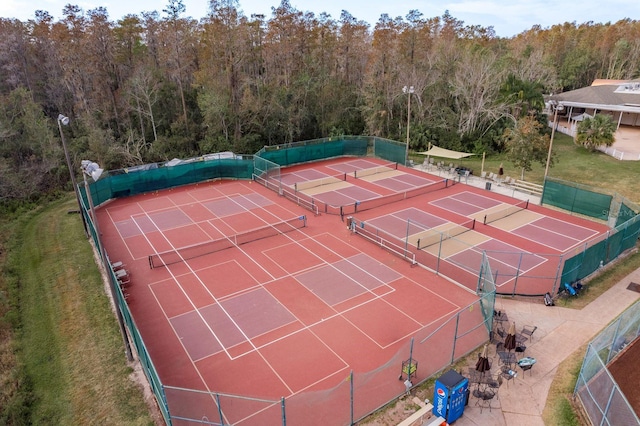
[{"left": 556, "top": 101, "right": 640, "bottom": 114}]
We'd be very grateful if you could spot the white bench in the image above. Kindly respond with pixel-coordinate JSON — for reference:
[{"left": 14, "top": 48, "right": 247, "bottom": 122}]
[{"left": 510, "top": 179, "right": 543, "bottom": 195}]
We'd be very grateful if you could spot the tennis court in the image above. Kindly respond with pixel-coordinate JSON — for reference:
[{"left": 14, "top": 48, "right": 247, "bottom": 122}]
[
  {"left": 431, "top": 190, "right": 601, "bottom": 252},
  {"left": 97, "top": 178, "right": 481, "bottom": 425},
  {"left": 358, "top": 206, "right": 545, "bottom": 287},
  {"left": 95, "top": 155, "right": 611, "bottom": 423},
  {"left": 276, "top": 157, "right": 449, "bottom": 216},
  {"left": 348, "top": 182, "right": 608, "bottom": 295}
]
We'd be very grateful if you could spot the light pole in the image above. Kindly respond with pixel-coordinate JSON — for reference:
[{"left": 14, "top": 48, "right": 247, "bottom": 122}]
[
  {"left": 544, "top": 101, "right": 564, "bottom": 182},
  {"left": 82, "top": 160, "right": 133, "bottom": 361},
  {"left": 58, "top": 114, "right": 88, "bottom": 235},
  {"left": 403, "top": 85, "right": 415, "bottom": 166}
]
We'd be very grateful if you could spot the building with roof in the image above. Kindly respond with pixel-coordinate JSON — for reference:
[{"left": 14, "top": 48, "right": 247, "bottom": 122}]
[{"left": 549, "top": 79, "right": 640, "bottom": 160}]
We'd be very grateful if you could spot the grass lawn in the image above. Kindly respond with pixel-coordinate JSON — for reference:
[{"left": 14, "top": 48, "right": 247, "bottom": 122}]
[{"left": 0, "top": 199, "right": 153, "bottom": 425}]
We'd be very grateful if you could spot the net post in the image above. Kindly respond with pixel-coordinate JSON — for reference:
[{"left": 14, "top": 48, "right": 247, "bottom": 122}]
[
  {"left": 294, "top": 182, "right": 297, "bottom": 193},
  {"left": 525, "top": 200, "right": 529, "bottom": 209},
  {"left": 281, "top": 397, "right": 286, "bottom": 425},
  {"left": 471, "top": 218, "right": 476, "bottom": 229},
  {"left": 405, "top": 218, "right": 411, "bottom": 253},
  {"left": 148, "top": 255, "right": 154, "bottom": 269},
  {"left": 354, "top": 170, "right": 358, "bottom": 179},
  {"left": 483, "top": 214, "right": 488, "bottom": 225}
]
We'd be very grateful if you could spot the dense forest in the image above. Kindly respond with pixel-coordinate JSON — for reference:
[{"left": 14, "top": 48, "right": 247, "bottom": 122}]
[{"left": 1, "top": 0, "right": 640, "bottom": 203}]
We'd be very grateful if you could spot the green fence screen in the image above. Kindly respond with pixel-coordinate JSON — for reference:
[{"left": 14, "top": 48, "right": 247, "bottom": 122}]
[
  {"left": 542, "top": 178, "right": 612, "bottom": 221},
  {"left": 90, "top": 156, "right": 254, "bottom": 206},
  {"left": 373, "top": 137, "right": 407, "bottom": 165},
  {"left": 560, "top": 214, "right": 640, "bottom": 287},
  {"left": 256, "top": 137, "right": 368, "bottom": 166},
  {"left": 617, "top": 201, "right": 639, "bottom": 228},
  {"left": 254, "top": 136, "right": 407, "bottom": 167}
]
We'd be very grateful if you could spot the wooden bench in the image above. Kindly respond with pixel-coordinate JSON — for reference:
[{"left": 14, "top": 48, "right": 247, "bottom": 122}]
[
  {"left": 396, "top": 400, "right": 437, "bottom": 426},
  {"left": 510, "top": 179, "right": 543, "bottom": 196}
]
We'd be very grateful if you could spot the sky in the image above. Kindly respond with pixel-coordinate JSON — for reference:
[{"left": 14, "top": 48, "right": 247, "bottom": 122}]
[{"left": 2, "top": 0, "right": 640, "bottom": 37}]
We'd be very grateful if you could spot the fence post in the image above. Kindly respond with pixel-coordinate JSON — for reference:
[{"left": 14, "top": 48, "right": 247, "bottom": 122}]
[
  {"left": 215, "top": 393, "right": 223, "bottom": 425},
  {"left": 281, "top": 396, "right": 286, "bottom": 426},
  {"left": 512, "top": 252, "right": 524, "bottom": 295},
  {"left": 552, "top": 254, "right": 564, "bottom": 295},
  {"left": 451, "top": 313, "right": 460, "bottom": 364},
  {"left": 405, "top": 219, "right": 411, "bottom": 253},
  {"left": 350, "top": 370, "right": 354, "bottom": 425},
  {"left": 436, "top": 234, "right": 444, "bottom": 274}
]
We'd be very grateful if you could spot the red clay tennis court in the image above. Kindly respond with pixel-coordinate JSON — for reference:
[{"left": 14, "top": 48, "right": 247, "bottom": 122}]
[{"left": 96, "top": 156, "right": 609, "bottom": 424}]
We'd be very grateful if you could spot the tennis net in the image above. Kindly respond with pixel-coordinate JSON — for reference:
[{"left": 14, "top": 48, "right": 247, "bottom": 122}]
[
  {"left": 416, "top": 219, "right": 476, "bottom": 250},
  {"left": 148, "top": 216, "right": 307, "bottom": 268},
  {"left": 353, "top": 162, "right": 398, "bottom": 178},
  {"left": 483, "top": 199, "right": 529, "bottom": 225},
  {"left": 294, "top": 173, "right": 347, "bottom": 192}
]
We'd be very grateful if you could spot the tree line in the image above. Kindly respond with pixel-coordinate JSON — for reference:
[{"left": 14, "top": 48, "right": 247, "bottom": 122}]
[{"left": 1, "top": 0, "right": 639, "bottom": 203}]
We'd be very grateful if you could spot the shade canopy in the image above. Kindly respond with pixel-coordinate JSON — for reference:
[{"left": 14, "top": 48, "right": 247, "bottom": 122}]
[{"left": 417, "top": 145, "right": 475, "bottom": 159}]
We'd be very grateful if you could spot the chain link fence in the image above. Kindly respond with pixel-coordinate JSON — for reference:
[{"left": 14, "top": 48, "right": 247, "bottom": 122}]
[{"left": 574, "top": 300, "right": 640, "bottom": 426}]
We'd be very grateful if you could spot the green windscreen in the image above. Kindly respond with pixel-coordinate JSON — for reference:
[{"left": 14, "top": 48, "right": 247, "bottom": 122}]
[
  {"left": 373, "top": 138, "right": 407, "bottom": 164},
  {"left": 258, "top": 137, "right": 368, "bottom": 166},
  {"left": 542, "top": 178, "right": 611, "bottom": 220},
  {"left": 91, "top": 157, "right": 254, "bottom": 205}
]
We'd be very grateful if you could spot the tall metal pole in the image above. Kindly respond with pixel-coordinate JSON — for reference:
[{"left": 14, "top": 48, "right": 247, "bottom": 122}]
[
  {"left": 58, "top": 114, "right": 88, "bottom": 236},
  {"left": 83, "top": 164, "right": 133, "bottom": 361},
  {"left": 403, "top": 86, "right": 414, "bottom": 166},
  {"left": 544, "top": 102, "right": 563, "bottom": 182}
]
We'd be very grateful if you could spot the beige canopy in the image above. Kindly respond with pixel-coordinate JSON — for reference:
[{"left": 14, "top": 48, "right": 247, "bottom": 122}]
[{"left": 417, "top": 145, "right": 475, "bottom": 159}]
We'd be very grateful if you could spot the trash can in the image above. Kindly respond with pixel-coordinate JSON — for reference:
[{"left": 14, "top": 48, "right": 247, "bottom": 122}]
[{"left": 485, "top": 182, "right": 492, "bottom": 190}]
